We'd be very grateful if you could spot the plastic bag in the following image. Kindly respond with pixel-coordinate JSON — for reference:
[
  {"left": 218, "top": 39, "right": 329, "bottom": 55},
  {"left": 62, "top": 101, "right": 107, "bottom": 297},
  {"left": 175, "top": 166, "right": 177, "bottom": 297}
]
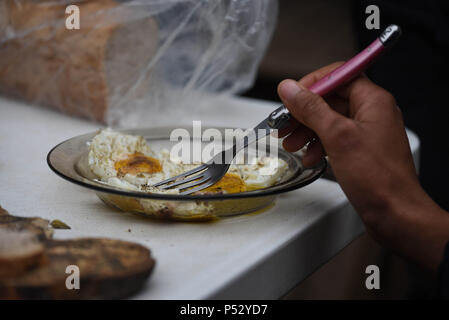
[{"left": 0, "top": 0, "right": 278, "bottom": 126}]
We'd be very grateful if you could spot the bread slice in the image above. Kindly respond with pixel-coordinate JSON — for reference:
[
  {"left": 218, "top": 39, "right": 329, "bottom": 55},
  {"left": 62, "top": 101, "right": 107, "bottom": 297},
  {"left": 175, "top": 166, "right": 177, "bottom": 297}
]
[
  {"left": 0, "top": 0, "right": 158, "bottom": 123},
  {"left": 0, "top": 238, "right": 155, "bottom": 299},
  {"left": 0, "top": 207, "right": 155, "bottom": 299},
  {"left": 0, "top": 229, "right": 45, "bottom": 278},
  {"left": 0, "top": 205, "right": 8, "bottom": 216},
  {"left": 0, "top": 213, "right": 54, "bottom": 241}
]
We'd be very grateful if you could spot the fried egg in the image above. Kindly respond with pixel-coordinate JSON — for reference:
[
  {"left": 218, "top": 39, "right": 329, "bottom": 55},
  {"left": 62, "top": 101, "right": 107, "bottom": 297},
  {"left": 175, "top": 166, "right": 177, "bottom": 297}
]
[{"left": 88, "top": 129, "right": 288, "bottom": 195}]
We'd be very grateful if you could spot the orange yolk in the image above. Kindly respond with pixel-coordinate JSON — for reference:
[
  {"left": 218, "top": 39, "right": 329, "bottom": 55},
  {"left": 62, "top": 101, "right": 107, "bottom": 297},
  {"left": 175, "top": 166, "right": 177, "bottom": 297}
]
[
  {"left": 202, "top": 173, "right": 246, "bottom": 194},
  {"left": 115, "top": 152, "right": 162, "bottom": 177}
]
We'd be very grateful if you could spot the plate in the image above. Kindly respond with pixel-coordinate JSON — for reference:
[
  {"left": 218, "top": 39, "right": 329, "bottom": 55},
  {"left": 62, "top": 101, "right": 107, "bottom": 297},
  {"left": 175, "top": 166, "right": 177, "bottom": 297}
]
[{"left": 47, "top": 127, "right": 326, "bottom": 221}]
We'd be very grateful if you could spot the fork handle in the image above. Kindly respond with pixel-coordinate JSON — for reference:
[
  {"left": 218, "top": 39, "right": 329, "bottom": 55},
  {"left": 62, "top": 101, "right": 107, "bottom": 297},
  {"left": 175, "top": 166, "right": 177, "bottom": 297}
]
[
  {"left": 309, "top": 24, "right": 400, "bottom": 96},
  {"left": 268, "top": 24, "right": 401, "bottom": 129}
]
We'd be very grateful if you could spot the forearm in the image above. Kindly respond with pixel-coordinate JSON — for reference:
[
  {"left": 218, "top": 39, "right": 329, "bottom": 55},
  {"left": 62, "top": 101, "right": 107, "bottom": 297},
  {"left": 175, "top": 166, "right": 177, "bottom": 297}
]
[{"left": 363, "top": 185, "right": 449, "bottom": 272}]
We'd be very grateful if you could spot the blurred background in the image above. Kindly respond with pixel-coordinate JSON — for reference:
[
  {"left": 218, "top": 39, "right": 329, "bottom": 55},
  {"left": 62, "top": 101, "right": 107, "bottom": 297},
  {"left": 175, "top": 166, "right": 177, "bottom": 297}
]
[{"left": 241, "top": 0, "right": 449, "bottom": 299}]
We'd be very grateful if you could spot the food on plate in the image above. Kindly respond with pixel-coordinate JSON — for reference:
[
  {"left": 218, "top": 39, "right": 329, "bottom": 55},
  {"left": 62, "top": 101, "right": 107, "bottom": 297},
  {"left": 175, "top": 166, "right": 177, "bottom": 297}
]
[
  {"left": 88, "top": 129, "right": 288, "bottom": 195},
  {"left": 86, "top": 129, "right": 289, "bottom": 219}
]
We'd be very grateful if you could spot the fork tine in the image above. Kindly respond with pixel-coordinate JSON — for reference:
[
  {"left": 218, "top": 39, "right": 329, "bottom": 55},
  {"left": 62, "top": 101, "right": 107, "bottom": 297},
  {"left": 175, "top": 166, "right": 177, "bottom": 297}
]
[
  {"left": 179, "top": 178, "right": 218, "bottom": 195},
  {"left": 177, "top": 176, "right": 211, "bottom": 191},
  {"left": 158, "top": 173, "right": 205, "bottom": 190},
  {"left": 152, "top": 164, "right": 207, "bottom": 187}
]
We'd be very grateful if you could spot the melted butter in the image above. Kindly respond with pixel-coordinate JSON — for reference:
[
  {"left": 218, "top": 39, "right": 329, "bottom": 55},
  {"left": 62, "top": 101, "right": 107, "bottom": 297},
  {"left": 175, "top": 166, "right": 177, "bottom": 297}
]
[{"left": 115, "top": 152, "right": 162, "bottom": 177}]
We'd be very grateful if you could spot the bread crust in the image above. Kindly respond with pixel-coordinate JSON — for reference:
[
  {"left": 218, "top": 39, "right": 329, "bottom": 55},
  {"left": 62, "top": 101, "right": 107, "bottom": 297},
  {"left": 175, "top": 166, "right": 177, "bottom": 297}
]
[
  {"left": 0, "top": 0, "right": 158, "bottom": 123},
  {"left": 0, "top": 207, "right": 51, "bottom": 278},
  {"left": 0, "top": 238, "right": 155, "bottom": 299},
  {"left": 0, "top": 245, "right": 45, "bottom": 279},
  {"left": 0, "top": 207, "right": 155, "bottom": 299}
]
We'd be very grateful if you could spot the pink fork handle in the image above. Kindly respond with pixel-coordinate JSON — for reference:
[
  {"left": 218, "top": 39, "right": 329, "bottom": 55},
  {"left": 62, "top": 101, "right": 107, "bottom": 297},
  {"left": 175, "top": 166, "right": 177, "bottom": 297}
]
[
  {"left": 267, "top": 25, "right": 401, "bottom": 129},
  {"left": 309, "top": 38, "right": 385, "bottom": 96},
  {"left": 309, "top": 24, "right": 401, "bottom": 96}
]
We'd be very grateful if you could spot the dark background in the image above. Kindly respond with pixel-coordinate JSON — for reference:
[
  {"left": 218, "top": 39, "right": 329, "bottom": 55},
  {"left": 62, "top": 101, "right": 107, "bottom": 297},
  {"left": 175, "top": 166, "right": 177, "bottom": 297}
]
[{"left": 241, "top": 0, "right": 449, "bottom": 299}]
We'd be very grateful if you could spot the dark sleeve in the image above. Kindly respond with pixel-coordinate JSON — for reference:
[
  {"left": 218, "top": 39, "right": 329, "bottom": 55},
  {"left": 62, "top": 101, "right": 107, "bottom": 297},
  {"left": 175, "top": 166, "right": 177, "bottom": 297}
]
[
  {"left": 437, "top": 241, "right": 449, "bottom": 299},
  {"left": 352, "top": 0, "right": 449, "bottom": 212}
]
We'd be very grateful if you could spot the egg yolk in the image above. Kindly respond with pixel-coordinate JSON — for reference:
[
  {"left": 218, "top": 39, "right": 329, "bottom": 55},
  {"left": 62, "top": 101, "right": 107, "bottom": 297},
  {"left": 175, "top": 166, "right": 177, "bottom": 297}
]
[
  {"left": 115, "top": 152, "right": 162, "bottom": 177},
  {"left": 202, "top": 173, "right": 246, "bottom": 194}
]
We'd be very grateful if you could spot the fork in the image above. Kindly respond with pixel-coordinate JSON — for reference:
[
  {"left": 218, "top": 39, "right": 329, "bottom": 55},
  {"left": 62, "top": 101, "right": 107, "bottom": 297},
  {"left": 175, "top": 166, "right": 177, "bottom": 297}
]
[{"left": 153, "top": 25, "right": 401, "bottom": 195}]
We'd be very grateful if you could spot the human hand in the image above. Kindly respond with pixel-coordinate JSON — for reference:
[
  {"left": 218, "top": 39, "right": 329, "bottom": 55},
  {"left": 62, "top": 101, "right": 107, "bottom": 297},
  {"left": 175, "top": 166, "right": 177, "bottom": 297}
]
[
  {"left": 278, "top": 63, "right": 418, "bottom": 217},
  {"left": 277, "top": 63, "right": 449, "bottom": 271}
]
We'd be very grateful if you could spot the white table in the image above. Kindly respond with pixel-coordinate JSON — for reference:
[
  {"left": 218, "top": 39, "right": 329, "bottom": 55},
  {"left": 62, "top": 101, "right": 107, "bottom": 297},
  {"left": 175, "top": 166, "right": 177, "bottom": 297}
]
[{"left": 0, "top": 95, "right": 420, "bottom": 299}]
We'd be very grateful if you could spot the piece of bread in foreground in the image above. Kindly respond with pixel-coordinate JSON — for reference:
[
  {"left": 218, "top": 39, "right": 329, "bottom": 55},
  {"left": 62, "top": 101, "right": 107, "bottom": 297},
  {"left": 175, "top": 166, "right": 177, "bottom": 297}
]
[
  {"left": 0, "top": 206, "right": 8, "bottom": 216},
  {"left": 0, "top": 229, "right": 45, "bottom": 278},
  {"left": 0, "top": 206, "right": 155, "bottom": 299},
  {"left": 0, "top": 238, "right": 155, "bottom": 299},
  {"left": 0, "top": 207, "right": 52, "bottom": 279},
  {"left": 0, "top": 211, "right": 54, "bottom": 241}
]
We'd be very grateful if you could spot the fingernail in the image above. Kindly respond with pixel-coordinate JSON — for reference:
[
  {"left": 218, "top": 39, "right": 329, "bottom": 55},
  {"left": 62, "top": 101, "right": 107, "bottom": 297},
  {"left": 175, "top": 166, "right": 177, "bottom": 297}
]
[{"left": 279, "top": 80, "right": 301, "bottom": 102}]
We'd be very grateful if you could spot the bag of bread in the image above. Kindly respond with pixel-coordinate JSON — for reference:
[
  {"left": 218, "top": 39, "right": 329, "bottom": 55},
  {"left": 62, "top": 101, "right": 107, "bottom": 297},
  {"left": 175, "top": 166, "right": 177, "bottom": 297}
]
[{"left": 0, "top": 0, "right": 277, "bottom": 125}]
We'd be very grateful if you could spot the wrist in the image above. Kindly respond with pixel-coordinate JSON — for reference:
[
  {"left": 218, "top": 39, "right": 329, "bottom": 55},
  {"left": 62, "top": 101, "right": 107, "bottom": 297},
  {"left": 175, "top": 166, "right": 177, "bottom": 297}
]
[
  {"left": 363, "top": 183, "right": 449, "bottom": 271},
  {"left": 357, "top": 179, "right": 426, "bottom": 232}
]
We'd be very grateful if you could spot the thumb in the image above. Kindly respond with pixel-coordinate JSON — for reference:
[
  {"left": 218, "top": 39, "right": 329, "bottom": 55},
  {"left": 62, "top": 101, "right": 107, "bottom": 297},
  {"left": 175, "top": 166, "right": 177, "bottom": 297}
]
[{"left": 278, "top": 79, "right": 348, "bottom": 138}]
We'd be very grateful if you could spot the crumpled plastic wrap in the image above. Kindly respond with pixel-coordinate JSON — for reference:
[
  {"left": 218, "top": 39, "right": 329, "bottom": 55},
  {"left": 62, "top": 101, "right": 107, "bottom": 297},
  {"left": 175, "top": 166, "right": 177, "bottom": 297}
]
[{"left": 0, "top": 0, "right": 278, "bottom": 126}]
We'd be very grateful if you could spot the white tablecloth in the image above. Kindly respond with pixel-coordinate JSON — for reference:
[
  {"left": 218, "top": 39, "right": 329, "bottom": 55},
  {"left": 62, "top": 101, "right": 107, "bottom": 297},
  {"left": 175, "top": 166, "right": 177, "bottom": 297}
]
[{"left": 0, "top": 96, "right": 420, "bottom": 299}]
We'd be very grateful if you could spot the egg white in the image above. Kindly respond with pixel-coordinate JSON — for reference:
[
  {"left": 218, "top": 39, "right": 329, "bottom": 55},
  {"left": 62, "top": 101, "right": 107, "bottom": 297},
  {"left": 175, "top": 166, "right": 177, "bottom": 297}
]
[{"left": 88, "top": 129, "right": 288, "bottom": 194}]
